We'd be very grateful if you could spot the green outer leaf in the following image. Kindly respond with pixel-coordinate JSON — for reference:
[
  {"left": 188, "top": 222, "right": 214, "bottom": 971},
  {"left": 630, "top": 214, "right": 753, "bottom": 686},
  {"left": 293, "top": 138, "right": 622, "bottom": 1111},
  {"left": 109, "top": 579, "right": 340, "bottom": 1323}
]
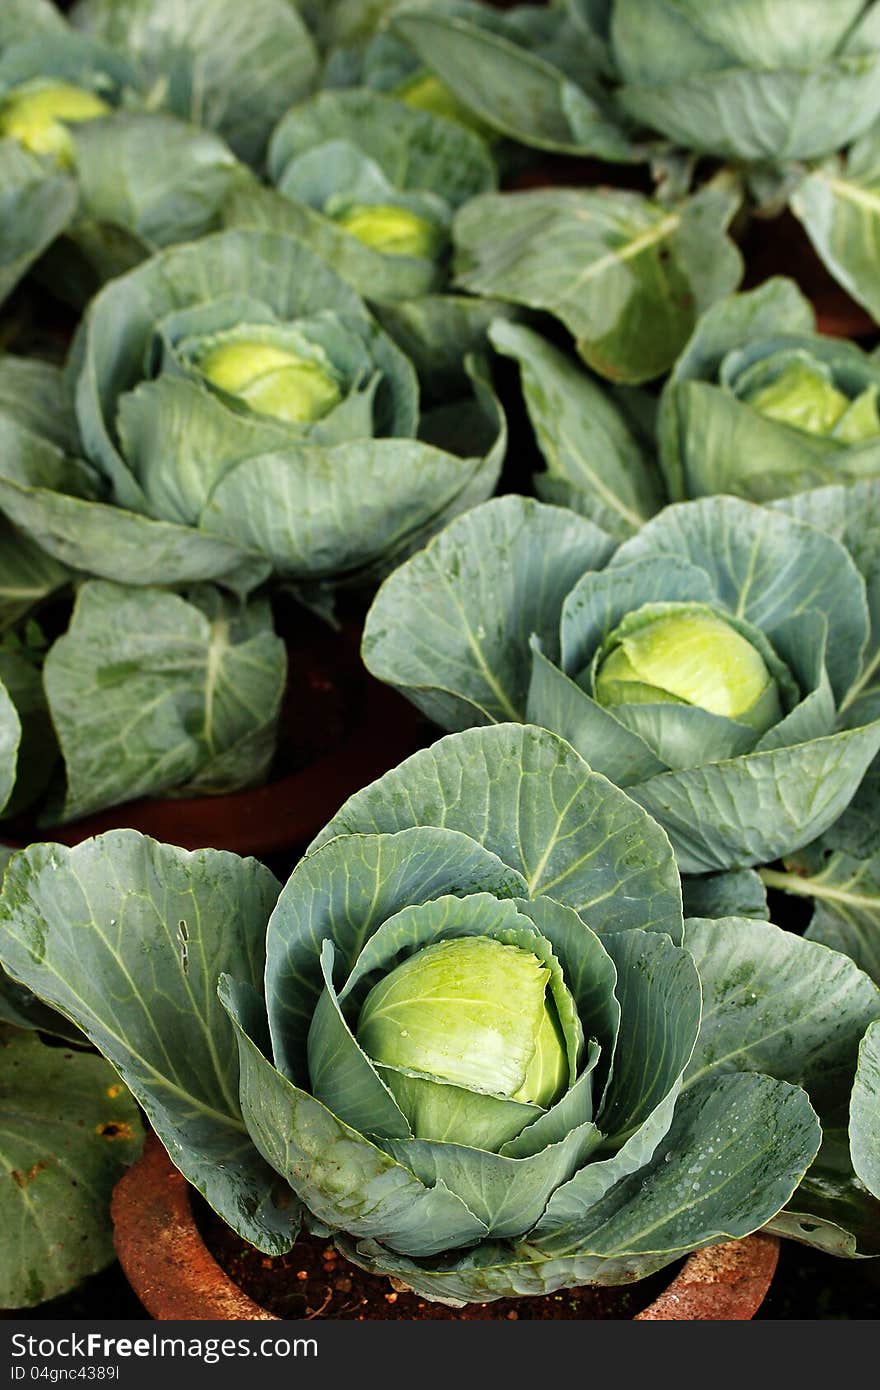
[
  {"left": 0, "top": 650, "right": 55, "bottom": 819},
  {"left": 0, "top": 1030, "right": 143, "bottom": 1309},
  {"left": 850, "top": 1020, "right": 880, "bottom": 1198},
  {"left": 0, "top": 845, "right": 73, "bottom": 1040},
  {"left": 69, "top": 111, "right": 242, "bottom": 251},
  {"left": 632, "top": 721, "right": 880, "bottom": 874},
  {"left": 791, "top": 132, "right": 880, "bottom": 324},
  {"left": 308, "top": 939, "right": 411, "bottom": 1142},
  {"left": 769, "top": 1127, "right": 880, "bottom": 1258},
  {"left": 0, "top": 140, "right": 77, "bottom": 307},
  {"left": 380, "top": 1118, "right": 603, "bottom": 1242},
  {"left": 0, "top": 832, "right": 297, "bottom": 1254},
  {"left": 619, "top": 58, "right": 880, "bottom": 162},
  {"left": 198, "top": 434, "right": 501, "bottom": 585},
  {"left": 612, "top": 495, "right": 869, "bottom": 704},
  {"left": 510, "top": 896, "right": 620, "bottom": 1103},
  {"left": 309, "top": 723, "right": 684, "bottom": 941},
  {"left": 490, "top": 320, "right": 662, "bottom": 540},
  {"left": 666, "top": 380, "right": 869, "bottom": 505},
  {"left": 597, "top": 930, "right": 701, "bottom": 1144},
  {"left": 391, "top": 8, "right": 636, "bottom": 159},
  {"left": 362, "top": 496, "right": 614, "bottom": 730},
  {"left": 221, "top": 976, "right": 488, "bottom": 1257},
  {"left": 340, "top": 1072, "right": 820, "bottom": 1303},
  {"left": 0, "top": 474, "right": 269, "bottom": 595},
  {"left": 0, "top": 357, "right": 78, "bottom": 454},
  {"left": 0, "top": 26, "right": 140, "bottom": 97},
  {"left": 268, "top": 88, "right": 496, "bottom": 209},
  {"left": 454, "top": 186, "right": 742, "bottom": 385},
  {"left": 536, "top": 1072, "right": 820, "bottom": 1257},
  {"left": 683, "top": 917, "right": 880, "bottom": 1117},
  {"left": 0, "top": 679, "right": 20, "bottom": 816},
  {"left": 610, "top": 0, "right": 865, "bottom": 79},
  {"left": 774, "top": 480, "right": 880, "bottom": 708},
  {"left": 658, "top": 277, "right": 817, "bottom": 501},
  {"left": 118, "top": 374, "right": 292, "bottom": 529},
  {"left": 70, "top": 0, "right": 319, "bottom": 164},
  {"left": 42, "top": 581, "right": 286, "bottom": 823},
  {"left": 372, "top": 295, "right": 518, "bottom": 400},
  {"left": 0, "top": 0, "right": 68, "bottom": 47},
  {"left": 265, "top": 827, "right": 529, "bottom": 1085},
  {"left": 527, "top": 640, "right": 668, "bottom": 787}
]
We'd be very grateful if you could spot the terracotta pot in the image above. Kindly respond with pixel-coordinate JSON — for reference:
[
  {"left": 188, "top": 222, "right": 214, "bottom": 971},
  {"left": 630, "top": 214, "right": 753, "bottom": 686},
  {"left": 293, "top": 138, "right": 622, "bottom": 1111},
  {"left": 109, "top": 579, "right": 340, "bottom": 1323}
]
[
  {"left": 742, "top": 211, "right": 877, "bottom": 341},
  {"left": 5, "top": 622, "right": 425, "bottom": 861},
  {"left": 112, "top": 1135, "right": 780, "bottom": 1322}
]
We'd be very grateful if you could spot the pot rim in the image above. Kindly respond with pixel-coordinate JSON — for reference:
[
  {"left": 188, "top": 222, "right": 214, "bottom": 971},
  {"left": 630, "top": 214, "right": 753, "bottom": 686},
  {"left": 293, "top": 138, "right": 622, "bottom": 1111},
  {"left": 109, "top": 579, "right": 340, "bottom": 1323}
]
[{"left": 112, "top": 1134, "right": 780, "bottom": 1322}]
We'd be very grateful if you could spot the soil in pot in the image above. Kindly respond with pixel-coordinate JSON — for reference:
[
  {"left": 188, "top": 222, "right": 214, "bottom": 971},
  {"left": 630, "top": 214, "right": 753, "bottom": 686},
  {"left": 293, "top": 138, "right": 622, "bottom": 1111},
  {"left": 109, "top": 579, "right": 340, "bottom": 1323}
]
[{"left": 194, "top": 1197, "right": 674, "bottom": 1321}]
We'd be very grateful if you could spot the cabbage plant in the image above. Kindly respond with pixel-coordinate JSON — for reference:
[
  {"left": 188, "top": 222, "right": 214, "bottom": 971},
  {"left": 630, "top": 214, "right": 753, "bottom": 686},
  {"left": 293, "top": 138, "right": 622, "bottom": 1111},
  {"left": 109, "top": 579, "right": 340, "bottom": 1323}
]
[
  {"left": 0, "top": 578, "right": 287, "bottom": 826},
  {"left": 1, "top": 724, "right": 878, "bottom": 1301},
  {"left": 483, "top": 283, "right": 880, "bottom": 542},
  {"left": 363, "top": 492, "right": 880, "bottom": 875},
  {"left": 0, "top": 26, "right": 245, "bottom": 306},
  {"left": 0, "top": 229, "right": 505, "bottom": 598},
  {"left": 223, "top": 88, "right": 497, "bottom": 303},
  {"left": 659, "top": 279, "right": 880, "bottom": 503},
  {"left": 390, "top": 1, "right": 880, "bottom": 324},
  {"left": 0, "top": 0, "right": 321, "bottom": 307}
]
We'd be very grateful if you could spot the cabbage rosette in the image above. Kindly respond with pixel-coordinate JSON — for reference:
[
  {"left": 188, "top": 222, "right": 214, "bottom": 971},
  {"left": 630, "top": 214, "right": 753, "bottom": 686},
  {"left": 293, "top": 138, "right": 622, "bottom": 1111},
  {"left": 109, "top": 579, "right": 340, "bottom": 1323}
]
[
  {"left": 660, "top": 279, "right": 880, "bottom": 503},
  {"left": 392, "top": 1, "right": 880, "bottom": 164},
  {"left": 223, "top": 88, "right": 496, "bottom": 302},
  {"left": 3, "top": 724, "right": 879, "bottom": 1300},
  {"left": 0, "top": 25, "right": 245, "bottom": 306},
  {"left": 0, "top": 228, "right": 504, "bottom": 594},
  {"left": 390, "top": 1, "right": 880, "bottom": 323},
  {"left": 363, "top": 492, "right": 880, "bottom": 874},
  {"left": 0, "top": 577, "right": 288, "bottom": 826}
]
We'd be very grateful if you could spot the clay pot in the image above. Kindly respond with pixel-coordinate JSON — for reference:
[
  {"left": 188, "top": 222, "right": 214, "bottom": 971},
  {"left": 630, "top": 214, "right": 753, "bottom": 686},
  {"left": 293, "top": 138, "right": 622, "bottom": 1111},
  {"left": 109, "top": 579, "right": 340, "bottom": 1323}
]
[
  {"left": 112, "top": 1134, "right": 780, "bottom": 1322},
  {"left": 5, "top": 621, "right": 425, "bottom": 861}
]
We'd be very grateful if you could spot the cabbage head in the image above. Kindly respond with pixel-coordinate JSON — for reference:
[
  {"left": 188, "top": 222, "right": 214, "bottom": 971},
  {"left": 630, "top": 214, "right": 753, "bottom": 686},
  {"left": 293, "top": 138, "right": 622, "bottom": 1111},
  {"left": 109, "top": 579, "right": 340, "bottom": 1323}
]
[{"left": 487, "top": 284, "right": 880, "bottom": 530}]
